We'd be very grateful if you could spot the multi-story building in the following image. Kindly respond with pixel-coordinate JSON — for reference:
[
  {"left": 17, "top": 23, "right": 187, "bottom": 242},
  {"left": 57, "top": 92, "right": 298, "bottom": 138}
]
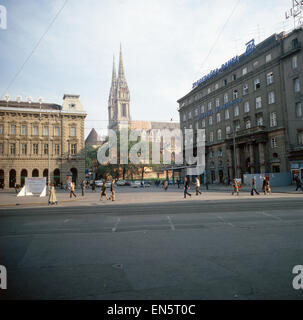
[
  {"left": 178, "top": 28, "right": 303, "bottom": 184},
  {"left": 0, "top": 94, "right": 87, "bottom": 188}
]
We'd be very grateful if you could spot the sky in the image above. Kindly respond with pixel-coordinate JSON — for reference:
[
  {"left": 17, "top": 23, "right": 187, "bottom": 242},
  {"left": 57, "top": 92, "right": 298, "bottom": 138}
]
[{"left": 0, "top": 0, "right": 295, "bottom": 138}]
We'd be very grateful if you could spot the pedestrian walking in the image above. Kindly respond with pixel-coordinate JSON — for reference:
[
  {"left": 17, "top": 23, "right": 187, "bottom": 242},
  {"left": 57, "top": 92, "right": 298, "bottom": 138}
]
[
  {"left": 81, "top": 180, "right": 86, "bottom": 197},
  {"left": 110, "top": 180, "right": 116, "bottom": 201},
  {"left": 184, "top": 177, "right": 192, "bottom": 199},
  {"left": 92, "top": 180, "right": 96, "bottom": 192},
  {"left": 263, "top": 177, "right": 271, "bottom": 195},
  {"left": 195, "top": 177, "right": 202, "bottom": 196},
  {"left": 48, "top": 184, "right": 58, "bottom": 205},
  {"left": 295, "top": 175, "right": 303, "bottom": 191},
  {"left": 163, "top": 180, "right": 169, "bottom": 191},
  {"left": 177, "top": 179, "right": 181, "bottom": 189},
  {"left": 70, "top": 182, "right": 77, "bottom": 198},
  {"left": 100, "top": 180, "right": 109, "bottom": 201},
  {"left": 14, "top": 182, "right": 20, "bottom": 194},
  {"left": 251, "top": 178, "right": 260, "bottom": 196},
  {"left": 232, "top": 179, "right": 239, "bottom": 196}
]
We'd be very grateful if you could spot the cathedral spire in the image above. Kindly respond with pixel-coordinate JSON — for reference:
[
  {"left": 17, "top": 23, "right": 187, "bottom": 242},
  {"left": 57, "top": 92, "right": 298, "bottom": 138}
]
[
  {"left": 118, "top": 43, "right": 125, "bottom": 79},
  {"left": 112, "top": 55, "right": 117, "bottom": 84}
]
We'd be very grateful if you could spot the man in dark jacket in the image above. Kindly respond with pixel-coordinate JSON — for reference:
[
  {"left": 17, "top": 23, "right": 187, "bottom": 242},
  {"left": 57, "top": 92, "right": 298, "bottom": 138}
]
[{"left": 184, "top": 177, "right": 192, "bottom": 199}]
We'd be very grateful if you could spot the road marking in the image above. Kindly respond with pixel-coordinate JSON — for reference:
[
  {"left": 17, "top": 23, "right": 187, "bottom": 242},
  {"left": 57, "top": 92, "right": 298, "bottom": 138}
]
[
  {"left": 260, "top": 211, "right": 284, "bottom": 222},
  {"left": 216, "top": 215, "right": 235, "bottom": 227},
  {"left": 112, "top": 218, "right": 121, "bottom": 232},
  {"left": 167, "top": 216, "right": 175, "bottom": 231},
  {"left": 64, "top": 219, "right": 70, "bottom": 223}
]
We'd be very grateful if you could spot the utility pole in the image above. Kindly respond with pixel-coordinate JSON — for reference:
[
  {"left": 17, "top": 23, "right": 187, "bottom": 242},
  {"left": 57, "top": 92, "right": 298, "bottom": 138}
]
[{"left": 232, "top": 123, "right": 237, "bottom": 179}]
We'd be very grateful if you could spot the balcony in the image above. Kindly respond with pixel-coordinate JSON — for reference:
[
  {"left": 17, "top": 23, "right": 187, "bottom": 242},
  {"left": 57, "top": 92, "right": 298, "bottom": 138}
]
[{"left": 227, "top": 126, "right": 266, "bottom": 139}]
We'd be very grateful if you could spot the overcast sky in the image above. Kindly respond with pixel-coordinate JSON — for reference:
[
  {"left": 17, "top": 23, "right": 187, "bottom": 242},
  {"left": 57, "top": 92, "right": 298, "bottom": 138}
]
[{"left": 0, "top": 0, "right": 294, "bottom": 138}]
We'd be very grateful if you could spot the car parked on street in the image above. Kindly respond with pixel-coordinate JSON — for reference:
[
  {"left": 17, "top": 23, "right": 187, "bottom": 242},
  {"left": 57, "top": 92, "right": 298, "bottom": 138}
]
[
  {"left": 131, "top": 181, "right": 141, "bottom": 188},
  {"left": 116, "top": 180, "right": 127, "bottom": 186},
  {"left": 94, "top": 180, "right": 103, "bottom": 187}
]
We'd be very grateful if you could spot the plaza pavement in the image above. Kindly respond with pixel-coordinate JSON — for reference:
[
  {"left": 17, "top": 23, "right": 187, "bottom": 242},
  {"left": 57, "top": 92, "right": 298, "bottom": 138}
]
[{"left": 0, "top": 184, "right": 302, "bottom": 209}]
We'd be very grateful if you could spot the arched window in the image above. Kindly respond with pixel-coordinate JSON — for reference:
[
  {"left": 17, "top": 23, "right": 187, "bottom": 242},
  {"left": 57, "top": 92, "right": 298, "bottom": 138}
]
[
  {"left": 21, "top": 169, "right": 28, "bottom": 187},
  {"left": 32, "top": 169, "right": 39, "bottom": 177},
  {"left": 54, "top": 169, "right": 60, "bottom": 186},
  {"left": 9, "top": 169, "right": 16, "bottom": 188},
  {"left": 70, "top": 168, "right": 78, "bottom": 184}
]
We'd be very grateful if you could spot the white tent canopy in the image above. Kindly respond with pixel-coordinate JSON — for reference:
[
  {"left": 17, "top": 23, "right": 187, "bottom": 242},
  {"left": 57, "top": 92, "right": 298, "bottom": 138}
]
[{"left": 17, "top": 178, "right": 47, "bottom": 197}]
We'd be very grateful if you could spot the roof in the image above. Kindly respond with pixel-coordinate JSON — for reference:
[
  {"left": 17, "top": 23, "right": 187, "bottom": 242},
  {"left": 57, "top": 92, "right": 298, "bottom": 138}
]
[
  {"left": 0, "top": 100, "right": 61, "bottom": 111},
  {"left": 85, "top": 128, "right": 103, "bottom": 145}
]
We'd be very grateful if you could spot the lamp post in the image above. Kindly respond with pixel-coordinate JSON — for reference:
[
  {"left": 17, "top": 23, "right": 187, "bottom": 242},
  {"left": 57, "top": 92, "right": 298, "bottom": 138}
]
[{"left": 232, "top": 123, "right": 237, "bottom": 179}]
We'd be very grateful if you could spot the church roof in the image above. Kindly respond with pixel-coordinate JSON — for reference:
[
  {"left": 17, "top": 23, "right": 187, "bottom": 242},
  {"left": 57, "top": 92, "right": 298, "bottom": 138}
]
[{"left": 85, "top": 128, "right": 103, "bottom": 146}]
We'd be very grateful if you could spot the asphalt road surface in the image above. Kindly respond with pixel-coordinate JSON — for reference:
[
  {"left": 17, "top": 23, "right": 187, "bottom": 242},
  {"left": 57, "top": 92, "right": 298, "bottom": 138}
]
[{"left": 0, "top": 197, "right": 303, "bottom": 300}]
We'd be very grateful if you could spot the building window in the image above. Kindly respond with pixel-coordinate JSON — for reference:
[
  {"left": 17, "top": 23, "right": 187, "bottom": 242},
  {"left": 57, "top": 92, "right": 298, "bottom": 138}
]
[
  {"left": 33, "top": 125, "right": 38, "bottom": 136},
  {"left": 70, "top": 127, "right": 76, "bottom": 137},
  {"left": 225, "top": 109, "right": 230, "bottom": 120},
  {"left": 210, "top": 151, "right": 214, "bottom": 158},
  {"left": 217, "top": 113, "right": 221, "bottom": 123},
  {"left": 188, "top": 111, "right": 192, "bottom": 119},
  {"left": 21, "top": 125, "right": 27, "bottom": 136},
  {"left": 268, "top": 91, "right": 275, "bottom": 104},
  {"left": 257, "top": 116, "right": 264, "bottom": 126},
  {"left": 223, "top": 79, "right": 227, "bottom": 86},
  {"left": 218, "top": 149, "right": 223, "bottom": 157},
  {"left": 22, "top": 144, "right": 27, "bottom": 155},
  {"left": 253, "top": 61, "right": 259, "bottom": 68},
  {"left": 210, "top": 132, "right": 214, "bottom": 143},
  {"left": 44, "top": 126, "right": 49, "bottom": 136},
  {"left": 270, "top": 112, "right": 277, "bottom": 127},
  {"left": 234, "top": 105, "right": 239, "bottom": 117},
  {"left": 195, "top": 108, "right": 199, "bottom": 117},
  {"left": 122, "top": 104, "right": 127, "bottom": 117},
  {"left": 208, "top": 102, "right": 212, "bottom": 111},
  {"left": 233, "top": 90, "right": 239, "bottom": 99},
  {"left": 266, "top": 53, "right": 272, "bottom": 63},
  {"left": 294, "top": 78, "right": 301, "bottom": 93},
  {"left": 296, "top": 102, "right": 302, "bottom": 118},
  {"left": 0, "top": 143, "right": 4, "bottom": 154},
  {"left": 208, "top": 88, "right": 211, "bottom": 94},
  {"left": 245, "top": 119, "right": 251, "bottom": 129},
  {"left": 217, "top": 129, "right": 222, "bottom": 141},
  {"left": 10, "top": 143, "right": 16, "bottom": 155},
  {"left": 256, "top": 96, "right": 262, "bottom": 109},
  {"left": 226, "top": 126, "right": 231, "bottom": 135},
  {"left": 216, "top": 98, "right": 220, "bottom": 108},
  {"left": 224, "top": 93, "right": 228, "bottom": 104},
  {"left": 209, "top": 116, "right": 213, "bottom": 126},
  {"left": 298, "top": 132, "right": 303, "bottom": 145},
  {"left": 10, "top": 125, "right": 16, "bottom": 135},
  {"left": 267, "top": 72, "right": 274, "bottom": 85},
  {"left": 183, "top": 113, "right": 186, "bottom": 121},
  {"left": 215, "top": 83, "right": 219, "bottom": 90},
  {"left": 271, "top": 138, "right": 277, "bottom": 148},
  {"left": 201, "top": 119, "right": 206, "bottom": 128},
  {"left": 0, "top": 124, "right": 3, "bottom": 135},
  {"left": 54, "top": 126, "right": 60, "bottom": 136},
  {"left": 234, "top": 120, "right": 241, "bottom": 132},
  {"left": 44, "top": 144, "right": 49, "bottom": 155},
  {"left": 292, "top": 55, "right": 298, "bottom": 69},
  {"left": 55, "top": 144, "right": 60, "bottom": 155},
  {"left": 33, "top": 144, "right": 39, "bottom": 155},
  {"left": 201, "top": 105, "right": 205, "bottom": 114},
  {"left": 71, "top": 144, "right": 77, "bottom": 155},
  {"left": 242, "top": 67, "right": 248, "bottom": 76},
  {"left": 232, "top": 74, "right": 237, "bottom": 81},
  {"left": 254, "top": 79, "right": 261, "bottom": 90},
  {"left": 243, "top": 84, "right": 249, "bottom": 95},
  {"left": 244, "top": 101, "right": 250, "bottom": 113}
]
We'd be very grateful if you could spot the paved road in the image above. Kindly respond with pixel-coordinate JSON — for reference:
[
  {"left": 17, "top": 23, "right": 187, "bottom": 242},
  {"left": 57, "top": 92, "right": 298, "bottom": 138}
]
[{"left": 0, "top": 197, "right": 303, "bottom": 300}]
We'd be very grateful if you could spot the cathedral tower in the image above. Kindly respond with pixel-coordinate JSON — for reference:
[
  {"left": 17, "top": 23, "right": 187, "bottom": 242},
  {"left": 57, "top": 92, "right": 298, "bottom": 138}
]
[{"left": 108, "top": 44, "right": 131, "bottom": 131}]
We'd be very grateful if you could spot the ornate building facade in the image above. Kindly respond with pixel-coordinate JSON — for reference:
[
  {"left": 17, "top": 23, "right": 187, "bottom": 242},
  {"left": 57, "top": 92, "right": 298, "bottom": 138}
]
[{"left": 0, "top": 94, "right": 87, "bottom": 188}]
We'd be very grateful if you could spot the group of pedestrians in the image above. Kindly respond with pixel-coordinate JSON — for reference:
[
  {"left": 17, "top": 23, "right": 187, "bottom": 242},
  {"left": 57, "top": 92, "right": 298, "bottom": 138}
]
[
  {"left": 183, "top": 177, "right": 202, "bottom": 199},
  {"left": 232, "top": 177, "right": 272, "bottom": 196}
]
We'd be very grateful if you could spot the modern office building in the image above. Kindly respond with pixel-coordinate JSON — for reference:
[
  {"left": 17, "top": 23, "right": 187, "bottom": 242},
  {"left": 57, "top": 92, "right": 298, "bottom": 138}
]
[
  {"left": 0, "top": 94, "right": 87, "bottom": 188},
  {"left": 178, "top": 28, "right": 303, "bottom": 183}
]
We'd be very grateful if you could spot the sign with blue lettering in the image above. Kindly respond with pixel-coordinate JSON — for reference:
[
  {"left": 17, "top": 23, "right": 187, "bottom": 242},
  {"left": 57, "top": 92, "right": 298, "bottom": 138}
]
[{"left": 192, "top": 39, "right": 256, "bottom": 89}]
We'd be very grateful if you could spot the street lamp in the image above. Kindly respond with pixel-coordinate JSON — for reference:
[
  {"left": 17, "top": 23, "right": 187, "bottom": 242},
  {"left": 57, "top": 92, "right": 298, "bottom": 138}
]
[{"left": 232, "top": 123, "right": 237, "bottom": 179}]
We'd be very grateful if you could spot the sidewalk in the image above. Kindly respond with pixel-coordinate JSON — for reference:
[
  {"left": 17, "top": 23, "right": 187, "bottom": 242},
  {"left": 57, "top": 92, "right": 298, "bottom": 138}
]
[{"left": 0, "top": 185, "right": 302, "bottom": 209}]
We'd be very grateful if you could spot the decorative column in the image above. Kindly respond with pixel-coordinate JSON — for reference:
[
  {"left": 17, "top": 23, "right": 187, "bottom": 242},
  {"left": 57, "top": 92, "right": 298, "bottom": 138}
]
[
  {"left": 227, "top": 147, "right": 233, "bottom": 179},
  {"left": 249, "top": 143, "right": 255, "bottom": 174},
  {"left": 258, "top": 143, "right": 266, "bottom": 173}
]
